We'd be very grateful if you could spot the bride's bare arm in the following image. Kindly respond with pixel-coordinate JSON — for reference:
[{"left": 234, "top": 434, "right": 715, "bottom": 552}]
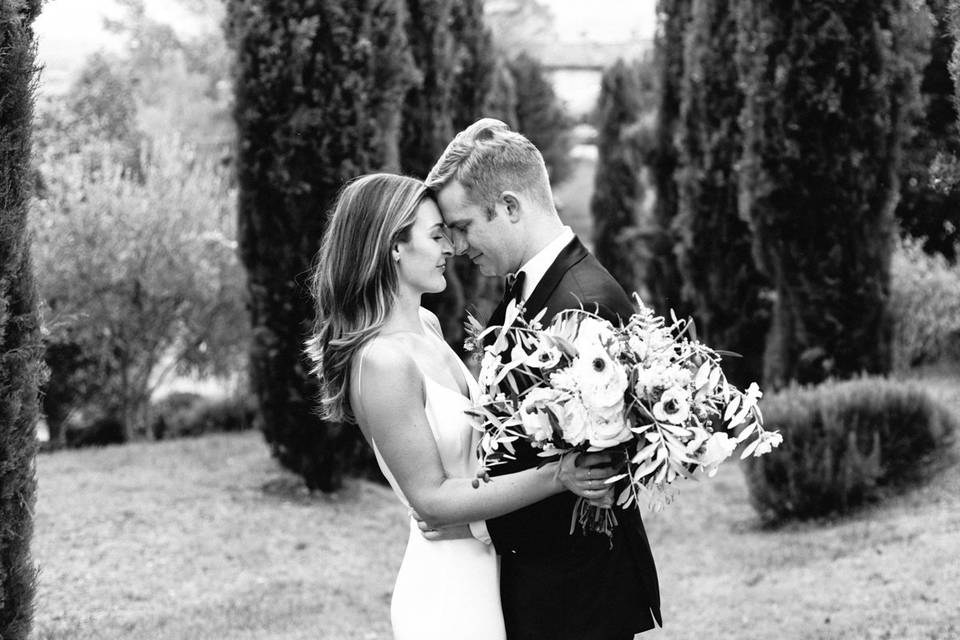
[{"left": 356, "top": 341, "right": 607, "bottom": 528}]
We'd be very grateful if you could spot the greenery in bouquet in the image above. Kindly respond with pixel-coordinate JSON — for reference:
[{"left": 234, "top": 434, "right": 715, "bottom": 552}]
[{"left": 464, "top": 295, "right": 782, "bottom": 535}]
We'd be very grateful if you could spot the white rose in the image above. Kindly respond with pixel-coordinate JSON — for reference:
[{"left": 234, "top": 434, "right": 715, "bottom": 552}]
[
  {"left": 518, "top": 388, "right": 564, "bottom": 442},
  {"left": 555, "top": 396, "right": 589, "bottom": 446},
  {"left": 586, "top": 412, "right": 632, "bottom": 448}
]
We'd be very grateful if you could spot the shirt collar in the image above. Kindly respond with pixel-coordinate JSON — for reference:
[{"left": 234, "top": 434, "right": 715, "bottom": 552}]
[{"left": 514, "top": 226, "right": 575, "bottom": 302}]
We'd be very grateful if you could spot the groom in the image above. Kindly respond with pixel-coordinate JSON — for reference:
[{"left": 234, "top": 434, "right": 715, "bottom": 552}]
[{"left": 425, "top": 119, "right": 662, "bottom": 640}]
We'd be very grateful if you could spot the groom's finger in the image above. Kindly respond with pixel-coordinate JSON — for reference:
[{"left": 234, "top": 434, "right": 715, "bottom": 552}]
[
  {"left": 574, "top": 465, "right": 617, "bottom": 481},
  {"left": 575, "top": 452, "right": 614, "bottom": 468}
]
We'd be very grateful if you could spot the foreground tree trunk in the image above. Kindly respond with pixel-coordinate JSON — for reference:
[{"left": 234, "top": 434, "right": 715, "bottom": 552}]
[
  {"left": 0, "top": 0, "right": 43, "bottom": 637},
  {"left": 226, "top": 0, "right": 415, "bottom": 491}
]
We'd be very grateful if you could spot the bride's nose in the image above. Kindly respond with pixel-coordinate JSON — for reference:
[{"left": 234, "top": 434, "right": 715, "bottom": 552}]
[{"left": 441, "top": 235, "right": 455, "bottom": 256}]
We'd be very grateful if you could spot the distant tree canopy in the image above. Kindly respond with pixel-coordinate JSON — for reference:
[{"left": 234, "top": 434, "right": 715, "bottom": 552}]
[
  {"left": 736, "top": 0, "right": 925, "bottom": 388},
  {"left": 507, "top": 52, "right": 574, "bottom": 184},
  {"left": 226, "top": 0, "right": 416, "bottom": 491},
  {"left": 0, "top": 0, "right": 43, "bottom": 637}
]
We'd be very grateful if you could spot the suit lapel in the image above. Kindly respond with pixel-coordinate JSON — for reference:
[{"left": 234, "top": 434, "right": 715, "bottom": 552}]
[{"left": 521, "top": 236, "right": 590, "bottom": 321}]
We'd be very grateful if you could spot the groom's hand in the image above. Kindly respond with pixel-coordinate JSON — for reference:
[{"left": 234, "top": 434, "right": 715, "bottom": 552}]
[{"left": 558, "top": 452, "right": 618, "bottom": 501}]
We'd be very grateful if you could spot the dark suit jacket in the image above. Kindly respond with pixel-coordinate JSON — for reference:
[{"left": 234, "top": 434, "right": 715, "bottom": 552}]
[{"left": 484, "top": 237, "right": 662, "bottom": 640}]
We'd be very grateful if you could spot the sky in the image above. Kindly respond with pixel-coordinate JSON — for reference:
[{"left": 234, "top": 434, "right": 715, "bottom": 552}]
[{"left": 34, "top": 0, "right": 656, "bottom": 94}]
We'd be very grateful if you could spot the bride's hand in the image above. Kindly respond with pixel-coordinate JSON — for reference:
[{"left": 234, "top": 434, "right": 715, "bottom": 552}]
[
  {"left": 557, "top": 452, "right": 618, "bottom": 501},
  {"left": 411, "top": 508, "right": 474, "bottom": 541}
]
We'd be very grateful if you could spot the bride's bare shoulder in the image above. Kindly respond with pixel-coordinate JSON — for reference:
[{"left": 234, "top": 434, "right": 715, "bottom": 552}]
[{"left": 355, "top": 336, "right": 421, "bottom": 388}]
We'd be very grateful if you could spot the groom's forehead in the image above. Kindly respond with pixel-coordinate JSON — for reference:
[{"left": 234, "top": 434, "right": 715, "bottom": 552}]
[{"left": 437, "top": 183, "right": 479, "bottom": 221}]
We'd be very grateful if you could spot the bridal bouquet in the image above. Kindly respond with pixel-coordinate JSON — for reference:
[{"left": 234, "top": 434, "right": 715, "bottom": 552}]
[{"left": 464, "top": 295, "right": 783, "bottom": 536}]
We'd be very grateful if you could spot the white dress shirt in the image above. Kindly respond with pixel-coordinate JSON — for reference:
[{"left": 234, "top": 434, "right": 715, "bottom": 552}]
[{"left": 515, "top": 226, "right": 576, "bottom": 303}]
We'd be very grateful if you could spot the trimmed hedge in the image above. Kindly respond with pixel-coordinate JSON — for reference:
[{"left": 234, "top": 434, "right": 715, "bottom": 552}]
[
  {"left": 743, "top": 377, "right": 957, "bottom": 523},
  {"left": 151, "top": 393, "right": 256, "bottom": 440}
]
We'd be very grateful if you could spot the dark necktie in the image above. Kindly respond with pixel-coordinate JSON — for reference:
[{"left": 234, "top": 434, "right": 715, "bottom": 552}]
[
  {"left": 504, "top": 270, "right": 526, "bottom": 305},
  {"left": 485, "top": 271, "right": 527, "bottom": 341}
]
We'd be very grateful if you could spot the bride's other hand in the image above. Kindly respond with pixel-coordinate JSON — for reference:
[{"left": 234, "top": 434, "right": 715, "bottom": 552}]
[
  {"left": 411, "top": 508, "right": 473, "bottom": 541},
  {"left": 558, "top": 452, "right": 618, "bottom": 500}
]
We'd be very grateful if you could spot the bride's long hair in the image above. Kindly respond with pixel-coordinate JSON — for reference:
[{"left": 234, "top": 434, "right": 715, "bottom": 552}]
[{"left": 306, "top": 173, "right": 431, "bottom": 423}]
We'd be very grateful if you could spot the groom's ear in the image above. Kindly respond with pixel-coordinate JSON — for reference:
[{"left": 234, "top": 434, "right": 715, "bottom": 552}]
[{"left": 501, "top": 191, "right": 521, "bottom": 222}]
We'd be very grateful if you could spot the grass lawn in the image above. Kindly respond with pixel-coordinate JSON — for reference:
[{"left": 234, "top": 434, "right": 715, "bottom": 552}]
[{"left": 32, "top": 372, "right": 960, "bottom": 640}]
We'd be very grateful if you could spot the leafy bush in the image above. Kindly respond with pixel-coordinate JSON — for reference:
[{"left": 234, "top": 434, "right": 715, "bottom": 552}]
[
  {"left": 742, "top": 377, "right": 957, "bottom": 523},
  {"left": 889, "top": 237, "right": 960, "bottom": 370},
  {"left": 151, "top": 393, "right": 256, "bottom": 440},
  {"left": 31, "top": 137, "right": 247, "bottom": 440}
]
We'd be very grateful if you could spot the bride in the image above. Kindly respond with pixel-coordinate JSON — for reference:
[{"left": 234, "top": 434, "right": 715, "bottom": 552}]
[{"left": 306, "top": 173, "right": 613, "bottom": 639}]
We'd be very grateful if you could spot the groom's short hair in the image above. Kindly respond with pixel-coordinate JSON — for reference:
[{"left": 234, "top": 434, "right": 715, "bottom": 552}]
[{"left": 425, "top": 118, "right": 554, "bottom": 216}]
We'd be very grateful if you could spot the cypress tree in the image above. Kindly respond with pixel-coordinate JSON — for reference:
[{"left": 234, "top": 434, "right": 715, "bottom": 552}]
[
  {"left": 674, "top": 0, "right": 768, "bottom": 387},
  {"left": 449, "top": 0, "right": 494, "bottom": 130},
  {"left": 484, "top": 56, "right": 520, "bottom": 129},
  {"left": 953, "top": 1, "right": 960, "bottom": 115},
  {"left": 226, "top": 0, "right": 416, "bottom": 491},
  {"left": 736, "top": 0, "right": 925, "bottom": 388},
  {"left": 591, "top": 59, "right": 647, "bottom": 294},
  {"left": 400, "top": 0, "right": 465, "bottom": 350},
  {"left": 895, "top": 0, "right": 959, "bottom": 261},
  {"left": 0, "top": 0, "right": 42, "bottom": 636},
  {"left": 400, "top": 0, "right": 453, "bottom": 180},
  {"left": 400, "top": 0, "right": 495, "bottom": 353},
  {"left": 646, "top": 0, "right": 693, "bottom": 317}
]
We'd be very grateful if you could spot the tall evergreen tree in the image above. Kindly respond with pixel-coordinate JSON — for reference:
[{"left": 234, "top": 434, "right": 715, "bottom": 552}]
[
  {"left": 646, "top": 0, "right": 693, "bottom": 317},
  {"left": 736, "top": 0, "right": 925, "bottom": 388},
  {"left": 591, "top": 59, "right": 647, "bottom": 294},
  {"left": 449, "top": 0, "right": 494, "bottom": 130},
  {"left": 953, "top": 1, "right": 960, "bottom": 114},
  {"left": 400, "top": 0, "right": 452, "bottom": 180},
  {"left": 895, "top": 0, "right": 960, "bottom": 261},
  {"left": 0, "top": 0, "right": 42, "bottom": 636},
  {"left": 484, "top": 56, "right": 520, "bottom": 128},
  {"left": 226, "top": 0, "right": 416, "bottom": 491},
  {"left": 674, "top": 0, "right": 768, "bottom": 387},
  {"left": 400, "top": 0, "right": 495, "bottom": 353},
  {"left": 400, "top": 0, "right": 465, "bottom": 350}
]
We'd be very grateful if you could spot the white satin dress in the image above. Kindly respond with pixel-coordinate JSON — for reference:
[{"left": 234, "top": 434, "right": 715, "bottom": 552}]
[{"left": 359, "top": 322, "right": 506, "bottom": 640}]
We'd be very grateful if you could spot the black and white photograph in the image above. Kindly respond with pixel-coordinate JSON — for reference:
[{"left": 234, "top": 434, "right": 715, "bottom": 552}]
[{"left": 2, "top": 0, "right": 959, "bottom": 638}]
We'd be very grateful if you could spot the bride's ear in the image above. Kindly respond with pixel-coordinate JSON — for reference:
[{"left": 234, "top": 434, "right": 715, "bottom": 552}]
[{"left": 391, "top": 243, "right": 402, "bottom": 263}]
